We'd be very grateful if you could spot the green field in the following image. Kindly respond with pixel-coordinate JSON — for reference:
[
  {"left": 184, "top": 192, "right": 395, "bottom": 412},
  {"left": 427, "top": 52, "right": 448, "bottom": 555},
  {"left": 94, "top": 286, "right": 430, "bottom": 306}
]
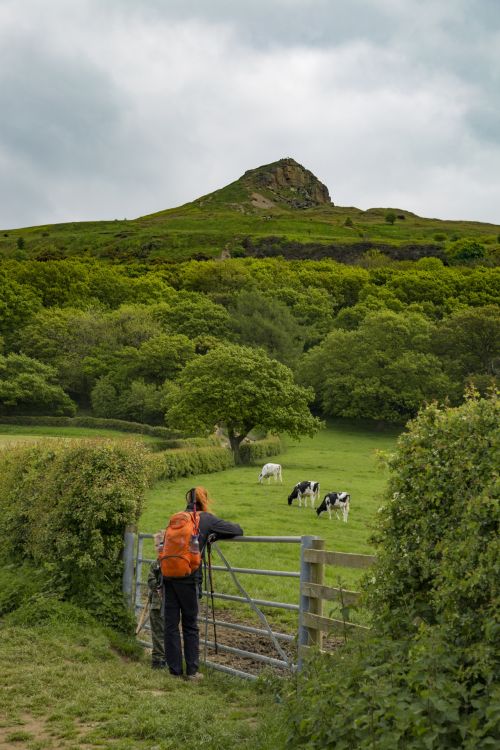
[
  {"left": 0, "top": 424, "right": 161, "bottom": 444},
  {"left": 141, "top": 421, "right": 400, "bottom": 627}
]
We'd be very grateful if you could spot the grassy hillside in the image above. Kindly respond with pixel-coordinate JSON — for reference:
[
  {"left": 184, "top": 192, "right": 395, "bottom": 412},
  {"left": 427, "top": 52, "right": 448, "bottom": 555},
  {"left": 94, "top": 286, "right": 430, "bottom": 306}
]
[{"left": 2, "top": 159, "right": 498, "bottom": 263}]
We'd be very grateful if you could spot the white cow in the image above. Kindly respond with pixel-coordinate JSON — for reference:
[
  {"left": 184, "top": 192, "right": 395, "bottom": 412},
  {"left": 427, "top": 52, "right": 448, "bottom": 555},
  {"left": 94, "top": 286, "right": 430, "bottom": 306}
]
[{"left": 258, "top": 463, "right": 283, "bottom": 484}]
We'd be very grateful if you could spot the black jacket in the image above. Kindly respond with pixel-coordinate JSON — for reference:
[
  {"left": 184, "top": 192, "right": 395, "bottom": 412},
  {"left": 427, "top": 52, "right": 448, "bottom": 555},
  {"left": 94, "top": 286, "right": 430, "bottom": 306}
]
[{"left": 183, "top": 507, "right": 243, "bottom": 589}]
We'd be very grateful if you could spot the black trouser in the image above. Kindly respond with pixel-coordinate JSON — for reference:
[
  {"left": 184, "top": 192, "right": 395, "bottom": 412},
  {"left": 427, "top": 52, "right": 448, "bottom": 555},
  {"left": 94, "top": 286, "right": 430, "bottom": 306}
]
[{"left": 163, "top": 577, "right": 199, "bottom": 676}]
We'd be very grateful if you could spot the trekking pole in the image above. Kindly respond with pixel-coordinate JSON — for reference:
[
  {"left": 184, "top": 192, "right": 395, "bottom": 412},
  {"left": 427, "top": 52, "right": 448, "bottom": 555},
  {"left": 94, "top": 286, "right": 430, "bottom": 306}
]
[
  {"left": 207, "top": 542, "right": 218, "bottom": 654},
  {"left": 203, "top": 555, "right": 209, "bottom": 664}
]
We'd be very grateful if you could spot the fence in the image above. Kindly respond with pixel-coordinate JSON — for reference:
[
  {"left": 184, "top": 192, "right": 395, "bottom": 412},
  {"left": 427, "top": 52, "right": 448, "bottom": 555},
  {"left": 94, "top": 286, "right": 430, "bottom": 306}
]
[{"left": 123, "top": 529, "right": 376, "bottom": 680}]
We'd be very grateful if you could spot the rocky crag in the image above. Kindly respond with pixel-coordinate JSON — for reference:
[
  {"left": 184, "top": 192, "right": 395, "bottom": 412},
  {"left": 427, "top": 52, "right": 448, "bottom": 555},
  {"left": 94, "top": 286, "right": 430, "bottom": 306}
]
[{"left": 241, "top": 157, "right": 332, "bottom": 209}]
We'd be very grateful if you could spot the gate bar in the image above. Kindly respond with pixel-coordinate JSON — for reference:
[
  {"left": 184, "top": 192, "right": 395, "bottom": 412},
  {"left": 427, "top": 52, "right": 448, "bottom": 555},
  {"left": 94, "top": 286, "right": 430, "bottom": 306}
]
[
  {"left": 210, "top": 565, "right": 300, "bottom": 578},
  {"left": 204, "top": 661, "right": 257, "bottom": 681},
  {"left": 197, "top": 617, "right": 294, "bottom": 642},
  {"left": 202, "top": 590, "right": 299, "bottom": 611},
  {"left": 201, "top": 639, "right": 292, "bottom": 669}
]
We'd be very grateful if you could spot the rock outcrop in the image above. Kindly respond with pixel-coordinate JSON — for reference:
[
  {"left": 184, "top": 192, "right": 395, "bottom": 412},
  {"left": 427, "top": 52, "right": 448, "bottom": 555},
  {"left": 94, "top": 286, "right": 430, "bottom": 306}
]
[{"left": 241, "top": 157, "right": 332, "bottom": 208}]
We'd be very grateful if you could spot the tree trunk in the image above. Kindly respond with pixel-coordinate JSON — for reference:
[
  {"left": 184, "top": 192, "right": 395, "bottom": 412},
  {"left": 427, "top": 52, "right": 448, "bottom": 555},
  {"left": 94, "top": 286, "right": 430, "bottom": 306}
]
[{"left": 227, "top": 428, "right": 244, "bottom": 465}]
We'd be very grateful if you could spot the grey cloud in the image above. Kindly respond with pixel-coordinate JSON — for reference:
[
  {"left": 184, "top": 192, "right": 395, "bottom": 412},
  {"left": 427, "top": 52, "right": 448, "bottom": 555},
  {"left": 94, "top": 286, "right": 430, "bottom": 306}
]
[{"left": 0, "top": 0, "right": 499, "bottom": 227}]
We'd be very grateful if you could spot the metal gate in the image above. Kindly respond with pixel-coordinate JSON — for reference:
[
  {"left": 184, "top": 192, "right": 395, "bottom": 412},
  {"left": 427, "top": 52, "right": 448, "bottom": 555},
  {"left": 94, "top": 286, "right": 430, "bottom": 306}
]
[{"left": 124, "top": 530, "right": 323, "bottom": 680}]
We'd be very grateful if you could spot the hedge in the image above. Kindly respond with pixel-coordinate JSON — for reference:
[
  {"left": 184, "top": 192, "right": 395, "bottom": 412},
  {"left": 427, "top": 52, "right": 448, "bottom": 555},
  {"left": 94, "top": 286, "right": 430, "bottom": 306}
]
[
  {"left": 0, "top": 439, "right": 150, "bottom": 631},
  {"left": 0, "top": 415, "right": 184, "bottom": 439},
  {"left": 239, "top": 435, "right": 282, "bottom": 464},
  {"left": 148, "top": 445, "right": 234, "bottom": 482}
]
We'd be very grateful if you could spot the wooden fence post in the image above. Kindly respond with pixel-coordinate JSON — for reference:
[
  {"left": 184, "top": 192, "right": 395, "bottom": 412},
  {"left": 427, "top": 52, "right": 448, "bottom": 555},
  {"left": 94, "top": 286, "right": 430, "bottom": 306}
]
[
  {"left": 298, "top": 535, "right": 323, "bottom": 669},
  {"left": 309, "top": 538, "right": 325, "bottom": 649}
]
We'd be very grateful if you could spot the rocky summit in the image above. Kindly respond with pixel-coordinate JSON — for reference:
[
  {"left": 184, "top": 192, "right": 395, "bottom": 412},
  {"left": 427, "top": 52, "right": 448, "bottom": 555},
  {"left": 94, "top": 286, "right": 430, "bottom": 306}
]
[{"left": 240, "top": 157, "right": 332, "bottom": 209}]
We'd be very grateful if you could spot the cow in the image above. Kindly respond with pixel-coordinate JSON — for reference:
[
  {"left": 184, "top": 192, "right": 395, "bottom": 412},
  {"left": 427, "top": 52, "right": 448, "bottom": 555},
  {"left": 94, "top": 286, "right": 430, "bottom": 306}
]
[
  {"left": 287, "top": 481, "right": 320, "bottom": 509},
  {"left": 316, "top": 492, "right": 351, "bottom": 522},
  {"left": 258, "top": 463, "right": 283, "bottom": 484}
]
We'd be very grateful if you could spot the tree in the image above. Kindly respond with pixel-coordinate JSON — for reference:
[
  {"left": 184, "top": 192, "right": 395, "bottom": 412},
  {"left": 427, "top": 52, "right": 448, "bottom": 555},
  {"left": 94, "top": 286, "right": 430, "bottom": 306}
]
[
  {"left": 0, "top": 353, "right": 76, "bottom": 415},
  {"left": 299, "top": 309, "right": 454, "bottom": 422},
  {"left": 385, "top": 211, "right": 396, "bottom": 224},
  {"left": 229, "top": 289, "right": 305, "bottom": 367},
  {"left": 433, "top": 305, "right": 500, "bottom": 381},
  {"left": 165, "top": 344, "right": 322, "bottom": 462}
]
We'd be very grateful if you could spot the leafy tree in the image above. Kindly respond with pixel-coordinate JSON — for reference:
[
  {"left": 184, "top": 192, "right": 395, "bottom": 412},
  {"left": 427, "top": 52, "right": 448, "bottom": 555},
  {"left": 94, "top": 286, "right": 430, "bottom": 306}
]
[
  {"left": 117, "top": 379, "right": 166, "bottom": 424},
  {"left": 0, "top": 353, "right": 76, "bottom": 415},
  {"left": 385, "top": 211, "right": 396, "bottom": 224},
  {"left": 229, "top": 289, "right": 305, "bottom": 367},
  {"left": 0, "top": 272, "right": 40, "bottom": 345},
  {"left": 151, "top": 295, "right": 230, "bottom": 339},
  {"left": 165, "top": 344, "right": 322, "bottom": 462},
  {"left": 433, "top": 305, "right": 500, "bottom": 381},
  {"left": 17, "top": 307, "right": 105, "bottom": 402},
  {"left": 299, "top": 310, "right": 454, "bottom": 422},
  {"left": 447, "top": 237, "right": 485, "bottom": 263},
  {"left": 131, "top": 333, "right": 196, "bottom": 385},
  {"left": 90, "top": 376, "right": 119, "bottom": 418}
]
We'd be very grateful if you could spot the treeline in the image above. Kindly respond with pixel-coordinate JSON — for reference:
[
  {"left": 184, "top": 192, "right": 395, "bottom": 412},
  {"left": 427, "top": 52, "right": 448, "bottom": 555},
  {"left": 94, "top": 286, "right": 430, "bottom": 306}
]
[{"left": 0, "top": 256, "right": 498, "bottom": 425}]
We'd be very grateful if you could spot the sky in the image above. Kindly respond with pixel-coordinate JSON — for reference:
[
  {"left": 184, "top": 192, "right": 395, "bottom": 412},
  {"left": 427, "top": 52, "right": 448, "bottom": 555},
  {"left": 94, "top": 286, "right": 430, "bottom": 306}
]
[{"left": 1, "top": 0, "right": 499, "bottom": 229}]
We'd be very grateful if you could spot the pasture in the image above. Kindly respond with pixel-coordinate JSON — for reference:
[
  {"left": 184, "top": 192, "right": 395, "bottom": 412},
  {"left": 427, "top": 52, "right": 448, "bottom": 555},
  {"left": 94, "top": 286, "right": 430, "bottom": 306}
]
[
  {"left": 141, "top": 421, "right": 400, "bottom": 627},
  {"left": 0, "top": 424, "right": 161, "bottom": 445}
]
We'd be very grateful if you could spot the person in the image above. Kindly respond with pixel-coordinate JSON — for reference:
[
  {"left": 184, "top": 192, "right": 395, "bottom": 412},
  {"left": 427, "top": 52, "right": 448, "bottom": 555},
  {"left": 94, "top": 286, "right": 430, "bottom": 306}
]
[
  {"left": 163, "top": 486, "right": 243, "bottom": 680},
  {"left": 148, "top": 533, "right": 166, "bottom": 669}
]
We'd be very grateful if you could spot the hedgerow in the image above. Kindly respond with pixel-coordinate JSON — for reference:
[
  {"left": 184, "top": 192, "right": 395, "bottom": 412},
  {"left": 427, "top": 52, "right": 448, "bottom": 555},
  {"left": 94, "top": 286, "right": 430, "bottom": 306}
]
[
  {"left": 0, "top": 440, "right": 149, "bottom": 631},
  {"left": 239, "top": 435, "right": 282, "bottom": 464},
  {"left": 148, "top": 445, "right": 234, "bottom": 481},
  {"left": 0, "top": 414, "right": 183, "bottom": 438},
  {"left": 286, "top": 392, "right": 499, "bottom": 748}
]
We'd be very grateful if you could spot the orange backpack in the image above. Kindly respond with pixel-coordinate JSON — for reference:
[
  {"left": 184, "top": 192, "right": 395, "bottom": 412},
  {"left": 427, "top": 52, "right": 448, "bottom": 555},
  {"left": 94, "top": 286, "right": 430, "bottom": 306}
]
[{"left": 158, "top": 510, "right": 201, "bottom": 578}]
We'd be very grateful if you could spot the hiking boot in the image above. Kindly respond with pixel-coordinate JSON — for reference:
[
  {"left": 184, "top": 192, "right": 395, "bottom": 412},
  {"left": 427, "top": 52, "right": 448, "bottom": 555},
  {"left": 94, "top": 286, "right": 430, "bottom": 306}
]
[
  {"left": 151, "top": 661, "right": 167, "bottom": 670},
  {"left": 185, "top": 672, "right": 204, "bottom": 682}
]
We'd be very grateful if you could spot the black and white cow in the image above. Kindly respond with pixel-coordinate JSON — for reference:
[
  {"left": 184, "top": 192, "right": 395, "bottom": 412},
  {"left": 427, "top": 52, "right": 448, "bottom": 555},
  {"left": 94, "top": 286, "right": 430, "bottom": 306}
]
[
  {"left": 258, "top": 463, "right": 283, "bottom": 484},
  {"left": 316, "top": 492, "right": 351, "bottom": 522},
  {"left": 288, "top": 481, "right": 320, "bottom": 509}
]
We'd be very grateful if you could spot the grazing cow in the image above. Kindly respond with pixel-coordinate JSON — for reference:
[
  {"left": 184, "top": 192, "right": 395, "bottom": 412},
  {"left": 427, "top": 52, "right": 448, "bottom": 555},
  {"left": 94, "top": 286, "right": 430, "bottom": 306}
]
[
  {"left": 316, "top": 492, "right": 351, "bottom": 522},
  {"left": 288, "top": 481, "right": 320, "bottom": 508},
  {"left": 258, "top": 463, "right": 283, "bottom": 484}
]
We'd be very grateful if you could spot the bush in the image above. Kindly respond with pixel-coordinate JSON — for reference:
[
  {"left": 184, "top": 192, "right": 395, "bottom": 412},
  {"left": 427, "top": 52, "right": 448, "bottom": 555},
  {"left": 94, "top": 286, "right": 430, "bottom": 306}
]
[
  {"left": 148, "top": 445, "right": 234, "bottom": 482},
  {"left": 0, "top": 440, "right": 150, "bottom": 631},
  {"left": 285, "top": 393, "right": 500, "bottom": 748},
  {"left": 239, "top": 435, "right": 282, "bottom": 464}
]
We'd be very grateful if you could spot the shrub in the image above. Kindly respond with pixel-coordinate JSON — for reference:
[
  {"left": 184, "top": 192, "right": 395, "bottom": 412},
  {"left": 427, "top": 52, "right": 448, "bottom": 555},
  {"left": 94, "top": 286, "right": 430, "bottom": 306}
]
[
  {"left": 148, "top": 445, "right": 234, "bottom": 482},
  {"left": 0, "top": 440, "right": 150, "bottom": 630},
  {"left": 285, "top": 393, "right": 499, "bottom": 748},
  {"left": 239, "top": 435, "right": 282, "bottom": 464}
]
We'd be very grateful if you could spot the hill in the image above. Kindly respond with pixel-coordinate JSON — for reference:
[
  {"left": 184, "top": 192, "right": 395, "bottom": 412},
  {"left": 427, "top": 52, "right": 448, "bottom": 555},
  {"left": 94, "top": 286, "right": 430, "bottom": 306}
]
[{"left": 1, "top": 158, "right": 499, "bottom": 263}]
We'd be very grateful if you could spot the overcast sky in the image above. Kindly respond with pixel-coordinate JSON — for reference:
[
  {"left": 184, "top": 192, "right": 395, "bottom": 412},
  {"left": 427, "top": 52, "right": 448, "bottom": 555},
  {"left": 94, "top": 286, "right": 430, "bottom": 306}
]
[{"left": 1, "top": 0, "right": 499, "bottom": 229}]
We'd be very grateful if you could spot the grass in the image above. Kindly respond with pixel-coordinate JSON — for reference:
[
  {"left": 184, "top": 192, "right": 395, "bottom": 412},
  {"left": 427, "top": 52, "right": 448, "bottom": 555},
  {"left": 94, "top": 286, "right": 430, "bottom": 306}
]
[
  {"left": 0, "top": 424, "right": 161, "bottom": 445},
  {"left": 0, "top": 605, "right": 283, "bottom": 750},
  {"left": 140, "top": 421, "right": 400, "bottom": 629},
  {"left": 2, "top": 164, "right": 498, "bottom": 261}
]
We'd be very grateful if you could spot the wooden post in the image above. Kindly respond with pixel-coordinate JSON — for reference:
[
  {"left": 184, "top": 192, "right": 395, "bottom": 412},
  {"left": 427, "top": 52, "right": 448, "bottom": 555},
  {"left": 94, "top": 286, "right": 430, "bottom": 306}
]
[
  {"left": 309, "top": 538, "right": 325, "bottom": 650},
  {"left": 298, "top": 535, "right": 323, "bottom": 669}
]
